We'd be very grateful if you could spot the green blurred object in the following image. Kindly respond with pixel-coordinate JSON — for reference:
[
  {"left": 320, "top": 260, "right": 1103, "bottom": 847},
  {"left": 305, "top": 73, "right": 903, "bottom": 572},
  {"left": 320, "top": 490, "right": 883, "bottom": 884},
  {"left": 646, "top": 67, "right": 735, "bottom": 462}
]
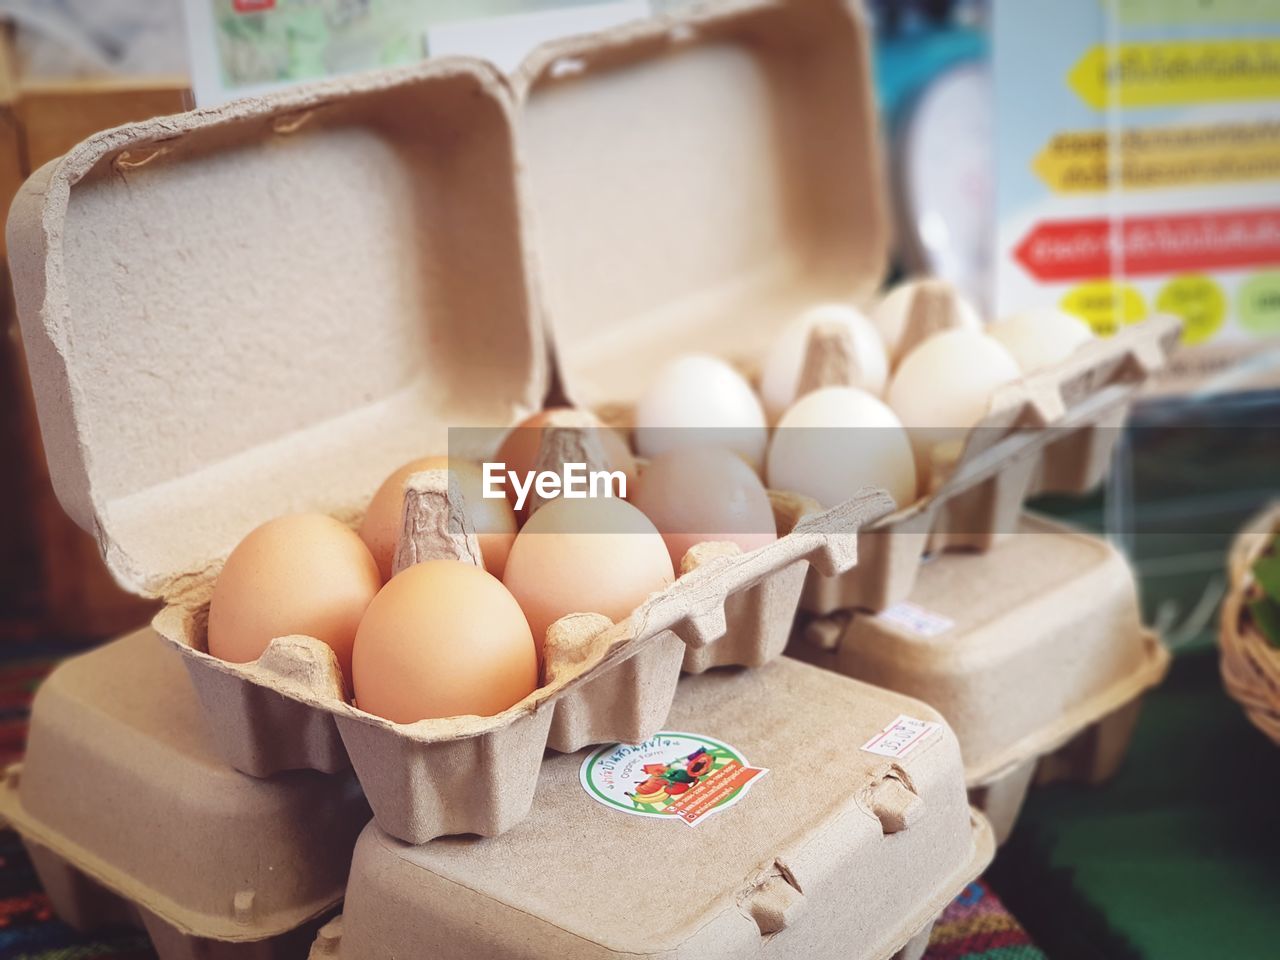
[
  {"left": 1004, "top": 400, "right": 1280, "bottom": 956},
  {"left": 989, "top": 644, "right": 1280, "bottom": 959}
]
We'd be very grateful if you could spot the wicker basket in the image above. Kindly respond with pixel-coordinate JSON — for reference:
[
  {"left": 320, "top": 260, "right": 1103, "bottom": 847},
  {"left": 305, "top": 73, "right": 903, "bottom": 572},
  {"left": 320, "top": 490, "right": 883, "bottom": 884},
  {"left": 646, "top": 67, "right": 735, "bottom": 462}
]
[{"left": 1220, "top": 505, "right": 1280, "bottom": 745}]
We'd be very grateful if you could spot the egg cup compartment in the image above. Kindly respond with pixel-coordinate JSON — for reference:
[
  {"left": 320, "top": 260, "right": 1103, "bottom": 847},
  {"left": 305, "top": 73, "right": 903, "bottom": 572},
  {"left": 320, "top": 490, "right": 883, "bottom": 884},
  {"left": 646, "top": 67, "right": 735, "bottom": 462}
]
[
  {"left": 154, "top": 489, "right": 889, "bottom": 844},
  {"left": 798, "top": 317, "right": 1180, "bottom": 616},
  {"left": 0, "top": 630, "right": 369, "bottom": 960},
  {"left": 305, "top": 659, "right": 994, "bottom": 960},
  {"left": 790, "top": 514, "right": 1170, "bottom": 845}
]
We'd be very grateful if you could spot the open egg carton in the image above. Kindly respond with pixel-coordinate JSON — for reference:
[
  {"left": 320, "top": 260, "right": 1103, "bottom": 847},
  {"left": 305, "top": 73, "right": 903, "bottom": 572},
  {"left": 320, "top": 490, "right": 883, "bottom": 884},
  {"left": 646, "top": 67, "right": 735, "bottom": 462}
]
[
  {"left": 0, "top": 630, "right": 371, "bottom": 960},
  {"left": 795, "top": 312, "right": 1179, "bottom": 615},
  {"left": 791, "top": 514, "right": 1170, "bottom": 844},
  {"left": 7, "top": 40, "right": 893, "bottom": 846},
  {"left": 503, "top": 0, "right": 1181, "bottom": 618}
]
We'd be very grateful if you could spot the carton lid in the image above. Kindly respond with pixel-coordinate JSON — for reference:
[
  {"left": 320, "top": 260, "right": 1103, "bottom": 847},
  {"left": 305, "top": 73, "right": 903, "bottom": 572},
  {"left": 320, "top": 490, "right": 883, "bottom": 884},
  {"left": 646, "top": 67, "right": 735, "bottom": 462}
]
[
  {"left": 7, "top": 60, "right": 546, "bottom": 599},
  {"left": 333, "top": 658, "right": 987, "bottom": 960},
  {"left": 0, "top": 629, "right": 371, "bottom": 940},
  {"left": 838, "top": 514, "right": 1169, "bottom": 782},
  {"left": 515, "top": 0, "right": 888, "bottom": 410}
]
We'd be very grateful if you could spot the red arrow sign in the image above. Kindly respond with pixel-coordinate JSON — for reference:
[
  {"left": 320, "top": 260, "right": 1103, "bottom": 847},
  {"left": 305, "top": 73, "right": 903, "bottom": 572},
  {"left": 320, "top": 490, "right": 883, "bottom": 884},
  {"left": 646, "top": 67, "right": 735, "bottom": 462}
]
[{"left": 1015, "top": 208, "right": 1280, "bottom": 281}]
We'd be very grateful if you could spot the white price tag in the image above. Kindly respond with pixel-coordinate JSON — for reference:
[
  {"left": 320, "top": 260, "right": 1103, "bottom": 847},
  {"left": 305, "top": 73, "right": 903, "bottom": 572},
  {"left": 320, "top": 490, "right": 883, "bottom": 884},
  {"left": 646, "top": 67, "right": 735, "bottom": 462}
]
[
  {"left": 861, "top": 715, "right": 942, "bottom": 759},
  {"left": 875, "top": 601, "right": 955, "bottom": 638}
]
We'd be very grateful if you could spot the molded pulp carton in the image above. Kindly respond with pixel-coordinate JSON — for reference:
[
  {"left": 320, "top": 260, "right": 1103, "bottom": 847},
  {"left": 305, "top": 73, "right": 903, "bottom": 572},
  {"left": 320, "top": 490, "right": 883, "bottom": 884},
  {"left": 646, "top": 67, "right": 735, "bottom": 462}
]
[
  {"left": 309, "top": 657, "right": 994, "bottom": 960},
  {"left": 6, "top": 52, "right": 886, "bottom": 846},
  {"left": 510, "top": 0, "right": 1180, "bottom": 617},
  {"left": 6, "top": 0, "right": 1173, "bottom": 848},
  {"left": 0, "top": 629, "right": 371, "bottom": 960},
  {"left": 791, "top": 514, "right": 1170, "bottom": 843}
]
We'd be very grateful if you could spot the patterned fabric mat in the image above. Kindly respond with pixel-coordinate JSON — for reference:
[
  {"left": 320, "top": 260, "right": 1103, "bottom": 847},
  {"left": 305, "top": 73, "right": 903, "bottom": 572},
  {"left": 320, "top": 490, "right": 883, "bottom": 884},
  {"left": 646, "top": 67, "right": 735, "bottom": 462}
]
[{"left": 0, "top": 645, "right": 1045, "bottom": 960}]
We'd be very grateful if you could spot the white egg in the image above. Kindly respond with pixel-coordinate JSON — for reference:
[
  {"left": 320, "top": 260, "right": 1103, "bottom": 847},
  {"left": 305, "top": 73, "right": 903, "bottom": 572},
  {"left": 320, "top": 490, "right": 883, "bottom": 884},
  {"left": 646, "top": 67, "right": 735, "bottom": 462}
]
[
  {"left": 759, "top": 303, "right": 889, "bottom": 421},
  {"left": 886, "top": 330, "right": 1021, "bottom": 483},
  {"left": 767, "top": 386, "right": 917, "bottom": 510},
  {"left": 987, "top": 307, "right": 1094, "bottom": 375},
  {"left": 871, "top": 280, "right": 982, "bottom": 367},
  {"left": 634, "top": 354, "right": 768, "bottom": 470}
]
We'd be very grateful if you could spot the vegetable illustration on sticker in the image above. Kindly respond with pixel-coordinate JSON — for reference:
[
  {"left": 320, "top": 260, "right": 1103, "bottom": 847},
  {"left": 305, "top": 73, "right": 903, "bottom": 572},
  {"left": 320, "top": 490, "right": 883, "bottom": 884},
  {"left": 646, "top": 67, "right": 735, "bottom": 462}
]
[{"left": 580, "top": 733, "right": 768, "bottom": 827}]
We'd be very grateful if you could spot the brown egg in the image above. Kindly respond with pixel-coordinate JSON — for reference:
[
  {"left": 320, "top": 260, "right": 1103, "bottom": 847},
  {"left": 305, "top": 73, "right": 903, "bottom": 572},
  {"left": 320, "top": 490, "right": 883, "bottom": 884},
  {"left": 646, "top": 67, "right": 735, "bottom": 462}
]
[
  {"left": 352, "top": 560, "right": 538, "bottom": 723},
  {"left": 208, "top": 513, "right": 381, "bottom": 693},
  {"left": 495, "top": 408, "right": 637, "bottom": 508},
  {"left": 631, "top": 447, "right": 778, "bottom": 569},
  {"left": 502, "top": 497, "right": 674, "bottom": 655},
  {"left": 359, "top": 456, "right": 518, "bottom": 581}
]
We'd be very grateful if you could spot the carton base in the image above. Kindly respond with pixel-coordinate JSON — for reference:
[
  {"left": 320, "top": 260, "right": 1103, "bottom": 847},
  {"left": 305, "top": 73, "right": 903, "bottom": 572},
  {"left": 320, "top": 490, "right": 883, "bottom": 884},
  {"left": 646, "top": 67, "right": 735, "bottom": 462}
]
[
  {"left": 24, "top": 836, "right": 333, "bottom": 960},
  {"left": 969, "top": 697, "right": 1148, "bottom": 845}
]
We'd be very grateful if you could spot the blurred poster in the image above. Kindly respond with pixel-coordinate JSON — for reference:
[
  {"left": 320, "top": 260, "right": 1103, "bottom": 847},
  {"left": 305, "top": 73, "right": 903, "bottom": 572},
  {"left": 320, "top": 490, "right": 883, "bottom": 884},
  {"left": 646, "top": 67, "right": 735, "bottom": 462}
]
[
  {"left": 994, "top": 0, "right": 1280, "bottom": 392},
  {"left": 181, "top": 0, "right": 647, "bottom": 105}
]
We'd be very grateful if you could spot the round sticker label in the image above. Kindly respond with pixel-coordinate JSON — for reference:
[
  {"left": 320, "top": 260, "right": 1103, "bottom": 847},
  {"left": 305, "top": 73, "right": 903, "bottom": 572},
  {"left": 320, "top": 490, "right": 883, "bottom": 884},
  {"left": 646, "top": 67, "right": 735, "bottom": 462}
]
[{"left": 579, "top": 732, "right": 768, "bottom": 827}]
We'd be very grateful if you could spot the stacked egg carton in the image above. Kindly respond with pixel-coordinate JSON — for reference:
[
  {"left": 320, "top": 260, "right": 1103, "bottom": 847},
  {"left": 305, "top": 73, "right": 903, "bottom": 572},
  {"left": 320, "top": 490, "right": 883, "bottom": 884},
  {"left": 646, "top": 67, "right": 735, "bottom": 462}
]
[
  {"left": 791, "top": 514, "right": 1169, "bottom": 844},
  {"left": 0, "top": 629, "right": 372, "bottom": 958},
  {"left": 5, "top": 0, "right": 1176, "bottom": 957}
]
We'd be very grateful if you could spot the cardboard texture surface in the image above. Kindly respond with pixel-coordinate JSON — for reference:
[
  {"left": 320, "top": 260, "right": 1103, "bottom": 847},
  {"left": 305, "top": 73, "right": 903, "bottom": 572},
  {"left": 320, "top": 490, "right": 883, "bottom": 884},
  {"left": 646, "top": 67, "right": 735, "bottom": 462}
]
[
  {"left": 5, "top": 0, "right": 1169, "bottom": 847},
  {"left": 791, "top": 514, "right": 1170, "bottom": 843},
  {"left": 510, "top": 0, "right": 1179, "bottom": 616},
  {"left": 0, "top": 629, "right": 370, "bottom": 958},
  {"left": 5, "top": 42, "right": 894, "bottom": 844},
  {"left": 312, "top": 658, "right": 993, "bottom": 960}
]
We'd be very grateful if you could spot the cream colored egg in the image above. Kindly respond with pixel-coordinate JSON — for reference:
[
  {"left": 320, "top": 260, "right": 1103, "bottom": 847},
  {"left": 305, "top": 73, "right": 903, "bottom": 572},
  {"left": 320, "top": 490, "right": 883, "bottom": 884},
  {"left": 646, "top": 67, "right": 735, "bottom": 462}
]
[
  {"left": 886, "top": 330, "right": 1021, "bottom": 482},
  {"left": 871, "top": 280, "right": 982, "bottom": 366},
  {"left": 759, "top": 303, "right": 889, "bottom": 421},
  {"left": 633, "top": 355, "right": 768, "bottom": 471},
  {"left": 766, "top": 386, "right": 917, "bottom": 509},
  {"left": 988, "top": 307, "right": 1094, "bottom": 375}
]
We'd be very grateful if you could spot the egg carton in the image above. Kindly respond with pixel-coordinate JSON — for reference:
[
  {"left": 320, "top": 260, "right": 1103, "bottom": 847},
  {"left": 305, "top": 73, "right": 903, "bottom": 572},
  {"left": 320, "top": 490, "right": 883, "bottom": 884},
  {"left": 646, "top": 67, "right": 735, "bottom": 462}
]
[
  {"left": 5, "top": 0, "right": 1161, "bottom": 848},
  {"left": 797, "top": 315, "right": 1181, "bottom": 615},
  {"left": 0, "top": 630, "right": 369, "bottom": 960},
  {"left": 153, "top": 486, "right": 887, "bottom": 845},
  {"left": 6, "top": 46, "right": 897, "bottom": 848},
  {"left": 791, "top": 514, "right": 1170, "bottom": 844},
  {"left": 305, "top": 658, "right": 994, "bottom": 960},
  {"left": 502, "top": 3, "right": 1180, "bottom": 618}
]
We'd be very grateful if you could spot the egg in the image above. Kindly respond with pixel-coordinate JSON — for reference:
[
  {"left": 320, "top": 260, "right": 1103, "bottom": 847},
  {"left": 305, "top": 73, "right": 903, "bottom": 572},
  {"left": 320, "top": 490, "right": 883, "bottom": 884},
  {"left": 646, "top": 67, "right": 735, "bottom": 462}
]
[
  {"left": 496, "top": 408, "right": 637, "bottom": 505},
  {"left": 987, "top": 307, "right": 1094, "bottom": 375},
  {"left": 631, "top": 447, "right": 777, "bottom": 569},
  {"left": 759, "top": 303, "right": 889, "bottom": 421},
  {"left": 871, "top": 280, "right": 982, "bottom": 367},
  {"left": 503, "top": 497, "right": 674, "bottom": 653},
  {"left": 633, "top": 354, "right": 768, "bottom": 470},
  {"left": 767, "top": 386, "right": 918, "bottom": 509},
  {"left": 208, "top": 513, "right": 381, "bottom": 692},
  {"left": 352, "top": 560, "right": 537, "bottom": 723},
  {"left": 886, "top": 330, "right": 1021, "bottom": 483},
  {"left": 359, "top": 457, "right": 517, "bottom": 581}
]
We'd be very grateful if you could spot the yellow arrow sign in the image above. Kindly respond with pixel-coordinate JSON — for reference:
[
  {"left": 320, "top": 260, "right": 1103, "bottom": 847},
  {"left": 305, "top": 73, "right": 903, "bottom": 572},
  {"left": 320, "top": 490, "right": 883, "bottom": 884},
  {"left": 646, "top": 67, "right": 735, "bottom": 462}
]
[
  {"left": 1069, "top": 39, "right": 1280, "bottom": 110},
  {"left": 1034, "top": 121, "right": 1280, "bottom": 193}
]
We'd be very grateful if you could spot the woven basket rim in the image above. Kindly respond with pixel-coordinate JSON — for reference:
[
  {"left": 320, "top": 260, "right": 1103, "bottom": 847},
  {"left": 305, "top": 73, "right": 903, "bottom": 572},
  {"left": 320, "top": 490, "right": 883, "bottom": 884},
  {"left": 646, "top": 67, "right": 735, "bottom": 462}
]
[{"left": 1220, "top": 503, "right": 1280, "bottom": 746}]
